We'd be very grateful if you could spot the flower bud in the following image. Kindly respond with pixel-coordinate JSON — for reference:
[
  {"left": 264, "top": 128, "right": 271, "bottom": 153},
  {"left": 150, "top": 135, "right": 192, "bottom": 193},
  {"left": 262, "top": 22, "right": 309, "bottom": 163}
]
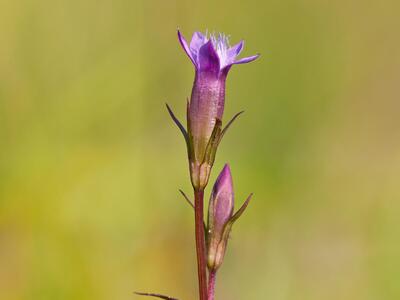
[
  {"left": 207, "top": 164, "right": 234, "bottom": 271},
  {"left": 206, "top": 164, "right": 252, "bottom": 271}
]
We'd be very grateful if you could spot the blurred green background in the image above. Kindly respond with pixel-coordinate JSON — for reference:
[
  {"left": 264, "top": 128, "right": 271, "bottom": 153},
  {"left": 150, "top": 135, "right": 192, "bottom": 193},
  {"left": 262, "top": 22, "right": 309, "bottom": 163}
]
[{"left": 1, "top": 0, "right": 400, "bottom": 299}]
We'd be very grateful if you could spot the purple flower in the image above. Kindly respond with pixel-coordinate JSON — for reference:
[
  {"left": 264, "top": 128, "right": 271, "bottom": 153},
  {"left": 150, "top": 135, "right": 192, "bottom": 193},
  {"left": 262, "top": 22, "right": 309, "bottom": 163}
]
[
  {"left": 178, "top": 31, "right": 259, "bottom": 75},
  {"left": 207, "top": 164, "right": 252, "bottom": 271},
  {"left": 177, "top": 30, "right": 259, "bottom": 189}
]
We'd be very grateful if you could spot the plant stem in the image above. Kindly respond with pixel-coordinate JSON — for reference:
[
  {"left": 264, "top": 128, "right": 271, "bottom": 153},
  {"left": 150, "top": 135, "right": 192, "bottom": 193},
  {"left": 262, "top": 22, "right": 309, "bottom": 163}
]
[
  {"left": 207, "top": 270, "right": 216, "bottom": 300},
  {"left": 194, "top": 189, "right": 208, "bottom": 300}
]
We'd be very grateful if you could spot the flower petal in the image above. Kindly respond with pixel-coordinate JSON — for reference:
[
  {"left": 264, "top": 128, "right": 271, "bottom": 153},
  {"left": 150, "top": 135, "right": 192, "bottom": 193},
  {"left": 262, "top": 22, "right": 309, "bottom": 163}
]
[
  {"left": 178, "top": 30, "right": 197, "bottom": 67},
  {"left": 198, "top": 40, "right": 220, "bottom": 73},
  {"left": 189, "top": 32, "right": 207, "bottom": 66},
  {"left": 233, "top": 54, "right": 260, "bottom": 65},
  {"left": 190, "top": 32, "right": 207, "bottom": 53},
  {"left": 228, "top": 41, "right": 244, "bottom": 58}
]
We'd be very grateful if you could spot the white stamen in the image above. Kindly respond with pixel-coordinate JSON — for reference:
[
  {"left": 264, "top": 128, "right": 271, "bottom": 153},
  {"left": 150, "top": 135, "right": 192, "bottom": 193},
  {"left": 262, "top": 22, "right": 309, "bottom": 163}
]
[{"left": 208, "top": 32, "right": 231, "bottom": 67}]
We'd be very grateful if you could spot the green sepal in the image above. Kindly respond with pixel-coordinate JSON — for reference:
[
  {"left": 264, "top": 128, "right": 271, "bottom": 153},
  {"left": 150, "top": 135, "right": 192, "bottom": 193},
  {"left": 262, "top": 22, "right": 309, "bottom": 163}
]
[
  {"left": 207, "top": 193, "right": 253, "bottom": 271},
  {"left": 219, "top": 111, "right": 244, "bottom": 144},
  {"left": 200, "top": 111, "right": 243, "bottom": 167},
  {"left": 221, "top": 193, "right": 253, "bottom": 245},
  {"left": 166, "top": 102, "right": 194, "bottom": 161},
  {"left": 202, "top": 119, "right": 222, "bottom": 165},
  {"left": 166, "top": 103, "right": 188, "bottom": 142},
  {"left": 229, "top": 193, "right": 253, "bottom": 224},
  {"left": 185, "top": 99, "right": 195, "bottom": 161}
]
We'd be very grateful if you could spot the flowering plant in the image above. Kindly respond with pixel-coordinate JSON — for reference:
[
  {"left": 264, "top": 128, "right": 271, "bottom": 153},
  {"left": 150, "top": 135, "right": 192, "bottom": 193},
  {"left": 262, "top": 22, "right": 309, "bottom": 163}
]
[{"left": 137, "top": 30, "right": 259, "bottom": 300}]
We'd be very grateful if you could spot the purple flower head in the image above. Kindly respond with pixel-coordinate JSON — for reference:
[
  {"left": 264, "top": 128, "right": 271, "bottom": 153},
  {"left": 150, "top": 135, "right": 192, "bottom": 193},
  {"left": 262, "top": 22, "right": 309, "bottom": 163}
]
[
  {"left": 178, "top": 31, "right": 259, "bottom": 75},
  {"left": 207, "top": 164, "right": 253, "bottom": 271},
  {"left": 177, "top": 30, "right": 259, "bottom": 190}
]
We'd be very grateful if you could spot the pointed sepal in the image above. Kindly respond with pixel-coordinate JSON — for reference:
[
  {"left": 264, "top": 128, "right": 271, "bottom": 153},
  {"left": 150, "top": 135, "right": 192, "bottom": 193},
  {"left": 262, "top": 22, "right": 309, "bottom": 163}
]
[
  {"left": 185, "top": 99, "right": 195, "bottom": 160},
  {"left": 189, "top": 118, "right": 223, "bottom": 190},
  {"left": 221, "top": 193, "right": 253, "bottom": 243},
  {"left": 191, "top": 111, "right": 243, "bottom": 190},
  {"left": 202, "top": 118, "right": 222, "bottom": 166},
  {"left": 166, "top": 103, "right": 189, "bottom": 145},
  {"left": 207, "top": 193, "right": 253, "bottom": 271},
  {"left": 219, "top": 111, "right": 244, "bottom": 142},
  {"left": 228, "top": 192, "right": 253, "bottom": 224}
]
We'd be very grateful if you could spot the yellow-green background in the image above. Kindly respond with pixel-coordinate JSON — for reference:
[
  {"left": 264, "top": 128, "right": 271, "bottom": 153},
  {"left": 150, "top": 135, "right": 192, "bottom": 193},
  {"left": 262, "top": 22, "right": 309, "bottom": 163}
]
[{"left": 1, "top": 0, "right": 400, "bottom": 299}]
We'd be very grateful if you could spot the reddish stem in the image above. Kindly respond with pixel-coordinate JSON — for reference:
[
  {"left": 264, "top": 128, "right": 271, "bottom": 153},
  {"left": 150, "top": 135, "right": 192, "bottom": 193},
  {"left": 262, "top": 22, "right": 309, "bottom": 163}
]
[
  {"left": 194, "top": 189, "right": 208, "bottom": 300},
  {"left": 207, "top": 270, "right": 216, "bottom": 300}
]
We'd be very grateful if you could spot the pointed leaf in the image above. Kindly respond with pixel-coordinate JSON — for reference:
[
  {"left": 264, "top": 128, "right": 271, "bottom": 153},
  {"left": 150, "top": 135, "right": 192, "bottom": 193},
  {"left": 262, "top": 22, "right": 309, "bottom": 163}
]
[
  {"left": 179, "top": 189, "right": 194, "bottom": 209},
  {"left": 179, "top": 189, "right": 207, "bottom": 234},
  {"left": 134, "top": 292, "right": 179, "bottom": 300}
]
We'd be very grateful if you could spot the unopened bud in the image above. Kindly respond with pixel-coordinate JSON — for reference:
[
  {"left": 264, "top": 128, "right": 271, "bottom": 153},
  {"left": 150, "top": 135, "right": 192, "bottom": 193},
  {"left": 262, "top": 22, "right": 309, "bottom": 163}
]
[
  {"left": 206, "top": 164, "right": 253, "bottom": 271},
  {"left": 207, "top": 164, "right": 234, "bottom": 271}
]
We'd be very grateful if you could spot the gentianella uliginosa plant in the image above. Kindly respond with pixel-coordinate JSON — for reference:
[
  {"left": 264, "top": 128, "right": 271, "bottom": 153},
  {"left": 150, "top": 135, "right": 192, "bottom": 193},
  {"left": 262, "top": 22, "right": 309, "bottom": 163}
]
[{"left": 135, "top": 30, "right": 259, "bottom": 300}]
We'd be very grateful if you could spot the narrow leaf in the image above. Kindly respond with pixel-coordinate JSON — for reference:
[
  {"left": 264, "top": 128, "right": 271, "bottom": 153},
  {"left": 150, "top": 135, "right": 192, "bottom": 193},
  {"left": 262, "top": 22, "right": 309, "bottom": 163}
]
[
  {"left": 134, "top": 292, "right": 179, "bottom": 300},
  {"left": 179, "top": 189, "right": 208, "bottom": 234},
  {"left": 179, "top": 189, "right": 194, "bottom": 209}
]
